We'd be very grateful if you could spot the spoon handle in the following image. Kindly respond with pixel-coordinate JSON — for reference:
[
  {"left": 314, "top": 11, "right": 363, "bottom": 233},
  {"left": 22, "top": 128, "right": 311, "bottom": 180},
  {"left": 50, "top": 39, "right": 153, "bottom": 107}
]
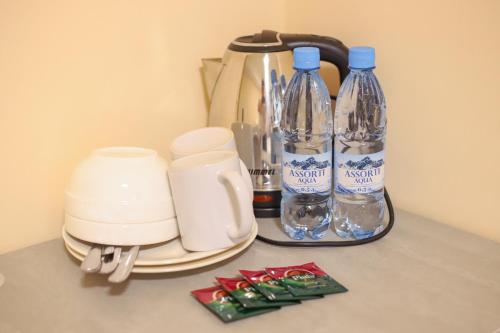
[
  {"left": 99, "top": 247, "right": 121, "bottom": 274},
  {"left": 108, "top": 246, "right": 139, "bottom": 283},
  {"left": 80, "top": 246, "right": 102, "bottom": 273}
]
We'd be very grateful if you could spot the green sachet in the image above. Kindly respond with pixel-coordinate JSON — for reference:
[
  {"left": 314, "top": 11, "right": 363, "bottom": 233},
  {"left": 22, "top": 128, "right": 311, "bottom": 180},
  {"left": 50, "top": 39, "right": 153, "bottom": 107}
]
[
  {"left": 216, "top": 276, "right": 298, "bottom": 309},
  {"left": 191, "top": 285, "right": 279, "bottom": 322},
  {"left": 265, "top": 262, "right": 348, "bottom": 297},
  {"left": 239, "top": 269, "right": 322, "bottom": 301}
]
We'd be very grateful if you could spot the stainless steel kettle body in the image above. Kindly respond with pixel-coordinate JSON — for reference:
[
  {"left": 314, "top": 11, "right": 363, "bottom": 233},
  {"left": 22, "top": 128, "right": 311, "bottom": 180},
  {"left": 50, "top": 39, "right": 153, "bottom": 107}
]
[{"left": 204, "top": 30, "right": 349, "bottom": 217}]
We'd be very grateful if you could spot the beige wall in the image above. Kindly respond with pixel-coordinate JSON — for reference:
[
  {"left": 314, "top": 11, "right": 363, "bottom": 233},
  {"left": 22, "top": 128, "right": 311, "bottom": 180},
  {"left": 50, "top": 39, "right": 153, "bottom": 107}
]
[
  {"left": 286, "top": 0, "right": 500, "bottom": 241},
  {"left": 0, "top": 0, "right": 286, "bottom": 254},
  {"left": 1, "top": 0, "right": 499, "bottom": 254}
]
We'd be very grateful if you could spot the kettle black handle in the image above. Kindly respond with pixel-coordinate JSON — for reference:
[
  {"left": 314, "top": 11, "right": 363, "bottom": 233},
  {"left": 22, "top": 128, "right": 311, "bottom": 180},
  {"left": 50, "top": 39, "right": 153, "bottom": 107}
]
[{"left": 281, "top": 34, "right": 349, "bottom": 82}]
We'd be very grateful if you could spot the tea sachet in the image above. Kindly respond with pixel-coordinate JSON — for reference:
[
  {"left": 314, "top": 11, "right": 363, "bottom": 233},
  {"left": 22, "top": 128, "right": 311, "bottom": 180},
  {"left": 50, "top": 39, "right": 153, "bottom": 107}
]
[
  {"left": 265, "top": 262, "right": 348, "bottom": 297},
  {"left": 191, "top": 285, "right": 279, "bottom": 322},
  {"left": 239, "top": 269, "right": 321, "bottom": 301},
  {"left": 216, "top": 276, "right": 298, "bottom": 309}
]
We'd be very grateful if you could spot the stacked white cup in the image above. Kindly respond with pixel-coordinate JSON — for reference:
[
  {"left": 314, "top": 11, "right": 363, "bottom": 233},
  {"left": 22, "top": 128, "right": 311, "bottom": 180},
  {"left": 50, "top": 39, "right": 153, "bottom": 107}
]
[{"left": 169, "top": 127, "right": 254, "bottom": 251}]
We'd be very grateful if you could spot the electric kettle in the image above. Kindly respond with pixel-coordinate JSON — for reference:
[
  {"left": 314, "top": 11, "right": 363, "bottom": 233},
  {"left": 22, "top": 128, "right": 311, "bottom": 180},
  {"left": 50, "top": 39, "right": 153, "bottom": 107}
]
[{"left": 202, "top": 30, "right": 349, "bottom": 218}]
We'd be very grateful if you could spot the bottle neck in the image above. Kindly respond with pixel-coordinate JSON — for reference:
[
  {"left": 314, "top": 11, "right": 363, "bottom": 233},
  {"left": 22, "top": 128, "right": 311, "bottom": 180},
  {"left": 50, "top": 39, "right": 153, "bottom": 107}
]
[
  {"left": 294, "top": 67, "right": 319, "bottom": 73},
  {"left": 349, "top": 67, "right": 375, "bottom": 73}
]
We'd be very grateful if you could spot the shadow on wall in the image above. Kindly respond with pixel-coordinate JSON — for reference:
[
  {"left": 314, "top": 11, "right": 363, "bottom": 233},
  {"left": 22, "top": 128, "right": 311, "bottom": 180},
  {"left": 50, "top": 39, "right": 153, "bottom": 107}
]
[{"left": 200, "top": 58, "right": 223, "bottom": 116}]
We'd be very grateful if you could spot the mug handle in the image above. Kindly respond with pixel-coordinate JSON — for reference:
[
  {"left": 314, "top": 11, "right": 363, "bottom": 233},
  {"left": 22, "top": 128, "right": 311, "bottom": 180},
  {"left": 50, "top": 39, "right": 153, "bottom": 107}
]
[
  {"left": 219, "top": 170, "right": 254, "bottom": 240},
  {"left": 239, "top": 159, "right": 254, "bottom": 199}
]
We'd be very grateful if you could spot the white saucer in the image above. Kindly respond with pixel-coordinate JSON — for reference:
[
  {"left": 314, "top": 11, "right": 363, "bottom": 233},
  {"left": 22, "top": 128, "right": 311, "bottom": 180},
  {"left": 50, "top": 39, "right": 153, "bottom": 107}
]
[
  {"left": 63, "top": 220, "right": 258, "bottom": 267},
  {"left": 64, "top": 222, "right": 257, "bottom": 273}
]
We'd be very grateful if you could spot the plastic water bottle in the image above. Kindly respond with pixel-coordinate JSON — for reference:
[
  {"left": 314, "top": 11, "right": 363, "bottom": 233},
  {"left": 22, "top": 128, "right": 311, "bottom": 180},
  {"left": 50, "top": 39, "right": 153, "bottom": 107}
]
[
  {"left": 333, "top": 47, "right": 387, "bottom": 239},
  {"left": 280, "top": 47, "right": 333, "bottom": 240}
]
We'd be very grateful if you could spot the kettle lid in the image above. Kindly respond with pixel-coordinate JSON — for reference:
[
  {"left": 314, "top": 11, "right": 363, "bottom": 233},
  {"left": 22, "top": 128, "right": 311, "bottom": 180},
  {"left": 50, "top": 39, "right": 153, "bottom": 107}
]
[{"left": 229, "top": 30, "right": 289, "bottom": 53}]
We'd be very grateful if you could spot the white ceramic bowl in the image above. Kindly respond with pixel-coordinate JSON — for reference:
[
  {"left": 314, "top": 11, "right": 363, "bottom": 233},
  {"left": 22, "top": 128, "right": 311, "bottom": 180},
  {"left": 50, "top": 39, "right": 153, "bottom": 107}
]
[{"left": 65, "top": 147, "right": 178, "bottom": 245}]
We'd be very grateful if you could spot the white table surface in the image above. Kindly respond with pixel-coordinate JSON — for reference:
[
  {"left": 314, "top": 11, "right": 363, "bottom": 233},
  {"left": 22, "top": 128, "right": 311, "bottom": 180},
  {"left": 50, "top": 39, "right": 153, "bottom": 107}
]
[{"left": 1, "top": 209, "right": 499, "bottom": 333}]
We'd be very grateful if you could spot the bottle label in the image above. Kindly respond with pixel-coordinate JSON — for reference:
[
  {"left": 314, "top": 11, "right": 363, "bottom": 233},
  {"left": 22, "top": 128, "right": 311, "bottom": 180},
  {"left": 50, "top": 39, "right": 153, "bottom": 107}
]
[
  {"left": 334, "top": 151, "right": 384, "bottom": 194},
  {"left": 282, "top": 151, "right": 332, "bottom": 193}
]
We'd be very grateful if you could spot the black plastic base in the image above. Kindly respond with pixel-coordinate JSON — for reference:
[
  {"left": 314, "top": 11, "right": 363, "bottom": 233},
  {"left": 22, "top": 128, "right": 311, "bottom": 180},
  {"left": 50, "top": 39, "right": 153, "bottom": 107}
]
[
  {"left": 253, "top": 190, "right": 281, "bottom": 218},
  {"left": 253, "top": 190, "right": 281, "bottom": 209},
  {"left": 253, "top": 207, "right": 281, "bottom": 218}
]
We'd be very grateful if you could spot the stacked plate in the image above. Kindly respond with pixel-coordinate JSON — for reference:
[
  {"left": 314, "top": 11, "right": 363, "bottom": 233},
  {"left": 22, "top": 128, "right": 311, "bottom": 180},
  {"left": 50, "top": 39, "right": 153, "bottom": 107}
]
[{"left": 63, "top": 221, "right": 258, "bottom": 273}]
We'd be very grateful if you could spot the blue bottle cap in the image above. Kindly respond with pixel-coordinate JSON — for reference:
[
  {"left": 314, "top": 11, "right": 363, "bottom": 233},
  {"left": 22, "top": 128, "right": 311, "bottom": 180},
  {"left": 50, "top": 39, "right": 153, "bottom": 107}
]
[
  {"left": 349, "top": 46, "right": 375, "bottom": 69},
  {"left": 293, "top": 47, "right": 320, "bottom": 70}
]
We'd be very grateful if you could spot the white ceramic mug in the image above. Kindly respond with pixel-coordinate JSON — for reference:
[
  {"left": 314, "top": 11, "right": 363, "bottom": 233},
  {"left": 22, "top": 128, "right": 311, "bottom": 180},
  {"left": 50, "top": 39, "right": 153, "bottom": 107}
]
[
  {"left": 168, "top": 151, "right": 254, "bottom": 251},
  {"left": 169, "top": 127, "right": 253, "bottom": 197}
]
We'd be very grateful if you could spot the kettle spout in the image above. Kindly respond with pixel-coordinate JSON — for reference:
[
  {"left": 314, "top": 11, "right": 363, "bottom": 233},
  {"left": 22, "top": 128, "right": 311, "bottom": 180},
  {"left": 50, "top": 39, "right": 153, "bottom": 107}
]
[{"left": 201, "top": 58, "right": 223, "bottom": 103}]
